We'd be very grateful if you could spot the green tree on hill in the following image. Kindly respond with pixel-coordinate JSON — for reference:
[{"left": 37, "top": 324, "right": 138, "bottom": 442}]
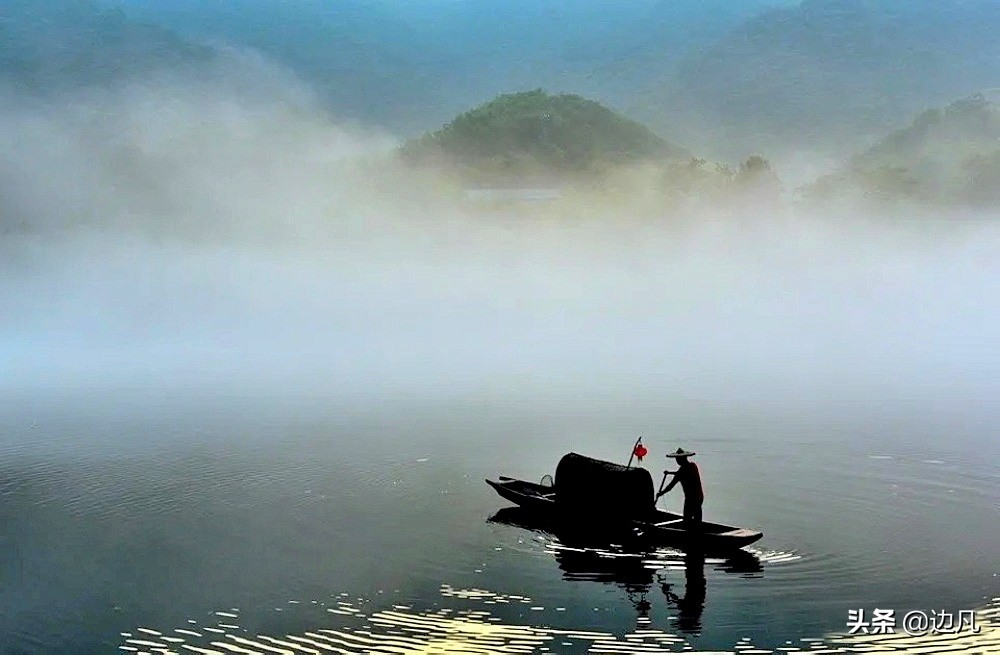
[{"left": 402, "top": 89, "right": 686, "bottom": 178}]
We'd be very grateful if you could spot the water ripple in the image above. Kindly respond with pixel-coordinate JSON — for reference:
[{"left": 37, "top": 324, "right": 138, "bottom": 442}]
[{"left": 116, "top": 590, "right": 999, "bottom": 654}]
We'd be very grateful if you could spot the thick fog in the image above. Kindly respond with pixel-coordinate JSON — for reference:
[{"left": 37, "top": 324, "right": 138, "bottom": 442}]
[{"left": 1, "top": 60, "right": 997, "bottom": 438}]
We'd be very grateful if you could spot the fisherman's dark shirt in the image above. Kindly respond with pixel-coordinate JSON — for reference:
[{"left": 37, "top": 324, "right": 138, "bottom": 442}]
[{"left": 677, "top": 460, "right": 704, "bottom": 502}]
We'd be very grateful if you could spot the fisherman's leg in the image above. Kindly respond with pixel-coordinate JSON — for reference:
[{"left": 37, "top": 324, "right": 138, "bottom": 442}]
[{"left": 683, "top": 499, "right": 703, "bottom": 530}]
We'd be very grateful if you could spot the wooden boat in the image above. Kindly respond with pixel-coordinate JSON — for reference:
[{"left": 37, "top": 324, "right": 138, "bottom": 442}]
[
  {"left": 486, "top": 454, "right": 763, "bottom": 552},
  {"left": 488, "top": 507, "right": 764, "bottom": 576}
]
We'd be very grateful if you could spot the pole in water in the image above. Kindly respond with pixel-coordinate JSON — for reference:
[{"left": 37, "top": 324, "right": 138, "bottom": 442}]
[{"left": 654, "top": 470, "right": 671, "bottom": 505}]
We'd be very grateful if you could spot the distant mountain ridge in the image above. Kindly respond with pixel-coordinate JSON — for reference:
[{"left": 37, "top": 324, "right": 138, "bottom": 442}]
[
  {"left": 667, "top": 0, "right": 1000, "bottom": 158},
  {"left": 0, "top": 0, "right": 212, "bottom": 93},
  {"left": 7, "top": 0, "right": 999, "bottom": 177},
  {"left": 100, "top": 0, "right": 794, "bottom": 135}
]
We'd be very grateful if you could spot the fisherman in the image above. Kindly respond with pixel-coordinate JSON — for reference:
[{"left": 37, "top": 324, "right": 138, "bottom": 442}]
[{"left": 655, "top": 448, "right": 703, "bottom": 528}]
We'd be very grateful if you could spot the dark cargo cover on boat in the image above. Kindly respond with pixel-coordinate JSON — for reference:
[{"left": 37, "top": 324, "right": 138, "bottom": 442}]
[{"left": 554, "top": 452, "right": 655, "bottom": 517}]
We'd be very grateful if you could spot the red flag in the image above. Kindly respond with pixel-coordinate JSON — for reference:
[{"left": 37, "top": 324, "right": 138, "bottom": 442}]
[{"left": 633, "top": 443, "right": 648, "bottom": 462}]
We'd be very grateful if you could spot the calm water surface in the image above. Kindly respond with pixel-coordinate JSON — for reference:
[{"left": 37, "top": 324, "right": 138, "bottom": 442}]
[
  {"left": 1, "top": 222, "right": 997, "bottom": 652},
  {"left": 1, "top": 390, "right": 996, "bottom": 654}
]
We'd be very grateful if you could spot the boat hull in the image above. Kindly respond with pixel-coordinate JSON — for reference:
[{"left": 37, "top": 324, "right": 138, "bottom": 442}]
[{"left": 485, "top": 478, "right": 762, "bottom": 552}]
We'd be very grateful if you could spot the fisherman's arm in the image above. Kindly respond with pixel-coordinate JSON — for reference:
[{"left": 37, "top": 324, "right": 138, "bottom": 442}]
[{"left": 655, "top": 471, "right": 680, "bottom": 498}]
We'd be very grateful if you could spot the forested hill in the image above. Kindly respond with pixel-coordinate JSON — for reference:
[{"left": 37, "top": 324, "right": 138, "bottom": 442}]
[
  {"left": 805, "top": 94, "right": 1000, "bottom": 207},
  {"left": 856, "top": 95, "right": 1000, "bottom": 170},
  {"left": 401, "top": 90, "right": 687, "bottom": 179}
]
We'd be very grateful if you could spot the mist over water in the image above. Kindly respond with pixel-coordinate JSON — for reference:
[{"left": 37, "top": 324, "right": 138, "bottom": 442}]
[
  {"left": 1, "top": 58, "right": 998, "bottom": 654},
  {"left": 1, "top": 59, "right": 996, "bottom": 482}
]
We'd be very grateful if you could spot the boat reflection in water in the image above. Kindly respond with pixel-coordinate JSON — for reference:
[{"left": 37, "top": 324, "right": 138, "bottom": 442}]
[{"left": 488, "top": 507, "right": 762, "bottom": 634}]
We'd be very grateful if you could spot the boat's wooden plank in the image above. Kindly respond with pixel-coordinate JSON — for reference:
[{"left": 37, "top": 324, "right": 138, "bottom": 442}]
[
  {"left": 720, "top": 529, "right": 759, "bottom": 538},
  {"left": 654, "top": 519, "right": 685, "bottom": 527}
]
